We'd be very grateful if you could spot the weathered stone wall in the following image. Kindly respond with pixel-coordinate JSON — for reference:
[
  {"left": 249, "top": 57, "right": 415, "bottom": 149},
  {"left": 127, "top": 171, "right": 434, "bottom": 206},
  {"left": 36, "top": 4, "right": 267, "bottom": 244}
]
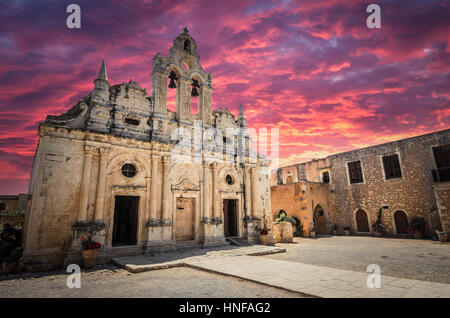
[
  {"left": 270, "top": 181, "right": 331, "bottom": 236},
  {"left": 271, "top": 129, "right": 450, "bottom": 237},
  {"left": 433, "top": 183, "right": 450, "bottom": 237}
]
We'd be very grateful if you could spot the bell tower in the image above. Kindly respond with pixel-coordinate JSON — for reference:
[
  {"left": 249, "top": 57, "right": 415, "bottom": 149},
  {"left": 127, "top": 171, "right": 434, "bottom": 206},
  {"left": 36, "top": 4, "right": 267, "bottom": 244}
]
[{"left": 151, "top": 28, "right": 213, "bottom": 125}]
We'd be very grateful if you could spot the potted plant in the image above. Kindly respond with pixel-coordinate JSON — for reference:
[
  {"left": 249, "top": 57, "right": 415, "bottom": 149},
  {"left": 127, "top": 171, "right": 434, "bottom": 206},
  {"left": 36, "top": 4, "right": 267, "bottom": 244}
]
[
  {"left": 410, "top": 217, "right": 425, "bottom": 239},
  {"left": 372, "top": 208, "right": 384, "bottom": 237},
  {"left": 332, "top": 224, "right": 338, "bottom": 235},
  {"left": 435, "top": 231, "right": 448, "bottom": 242},
  {"left": 293, "top": 221, "right": 304, "bottom": 237},
  {"left": 343, "top": 226, "right": 351, "bottom": 236},
  {"left": 309, "top": 226, "right": 316, "bottom": 238},
  {"left": 259, "top": 228, "right": 269, "bottom": 245},
  {"left": 406, "top": 226, "right": 414, "bottom": 238},
  {"left": 80, "top": 234, "right": 101, "bottom": 268}
]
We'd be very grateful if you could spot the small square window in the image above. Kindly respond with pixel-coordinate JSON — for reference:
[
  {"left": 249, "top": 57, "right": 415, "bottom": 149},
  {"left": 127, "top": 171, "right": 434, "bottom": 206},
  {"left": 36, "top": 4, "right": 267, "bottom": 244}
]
[
  {"left": 348, "top": 161, "right": 364, "bottom": 184},
  {"left": 383, "top": 154, "right": 402, "bottom": 179}
]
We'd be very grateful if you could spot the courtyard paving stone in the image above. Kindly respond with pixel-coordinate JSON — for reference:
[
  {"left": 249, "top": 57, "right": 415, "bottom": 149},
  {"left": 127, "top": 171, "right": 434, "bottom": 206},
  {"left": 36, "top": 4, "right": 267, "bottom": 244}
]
[{"left": 184, "top": 255, "right": 450, "bottom": 298}]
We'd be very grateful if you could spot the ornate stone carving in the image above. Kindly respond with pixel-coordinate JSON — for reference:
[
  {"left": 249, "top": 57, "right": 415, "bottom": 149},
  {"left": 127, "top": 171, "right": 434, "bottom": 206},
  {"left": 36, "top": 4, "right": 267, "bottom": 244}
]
[{"left": 172, "top": 177, "right": 200, "bottom": 191}]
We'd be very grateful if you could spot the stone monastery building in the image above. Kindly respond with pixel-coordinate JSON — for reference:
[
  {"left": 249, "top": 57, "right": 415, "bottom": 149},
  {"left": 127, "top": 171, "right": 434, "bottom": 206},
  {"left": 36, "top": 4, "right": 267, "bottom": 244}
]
[
  {"left": 22, "top": 29, "right": 271, "bottom": 269},
  {"left": 271, "top": 129, "right": 450, "bottom": 239}
]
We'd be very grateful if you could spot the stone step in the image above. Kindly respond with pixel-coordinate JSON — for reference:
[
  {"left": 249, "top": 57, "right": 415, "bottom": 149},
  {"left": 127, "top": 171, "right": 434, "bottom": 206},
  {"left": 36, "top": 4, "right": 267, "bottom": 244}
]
[
  {"left": 175, "top": 240, "right": 202, "bottom": 251},
  {"left": 226, "top": 237, "right": 251, "bottom": 246},
  {"left": 108, "top": 245, "right": 144, "bottom": 258}
]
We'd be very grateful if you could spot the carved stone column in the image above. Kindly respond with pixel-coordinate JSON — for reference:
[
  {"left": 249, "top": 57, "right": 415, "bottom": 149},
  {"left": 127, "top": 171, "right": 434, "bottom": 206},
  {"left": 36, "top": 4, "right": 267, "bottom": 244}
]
[
  {"left": 202, "top": 161, "right": 211, "bottom": 223},
  {"left": 211, "top": 162, "right": 220, "bottom": 221},
  {"left": 250, "top": 167, "right": 259, "bottom": 220},
  {"left": 94, "top": 148, "right": 108, "bottom": 223},
  {"left": 243, "top": 166, "right": 252, "bottom": 219},
  {"left": 161, "top": 155, "right": 172, "bottom": 224},
  {"left": 77, "top": 146, "right": 95, "bottom": 223},
  {"left": 145, "top": 176, "right": 151, "bottom": 222},
  {"left": 148, "top": 154, "right": 159, "bottom": 225}
]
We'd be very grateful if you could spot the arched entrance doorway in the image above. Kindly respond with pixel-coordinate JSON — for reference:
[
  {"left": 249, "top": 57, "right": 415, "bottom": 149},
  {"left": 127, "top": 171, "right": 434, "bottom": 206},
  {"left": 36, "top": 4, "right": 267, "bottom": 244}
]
[
  {"left": 356, "top": 209, "right": 370, "bottom": 232},
  {"left": 314, "top": 205, "right": 327, "bottom": 234},
  {"left": 394, "top": 211, "right": 408, "bottom": 234}
]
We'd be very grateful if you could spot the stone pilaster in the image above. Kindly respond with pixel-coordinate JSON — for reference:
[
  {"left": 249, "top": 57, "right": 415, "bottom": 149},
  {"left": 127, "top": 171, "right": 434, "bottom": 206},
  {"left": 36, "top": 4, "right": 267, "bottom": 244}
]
[
  {"left": 151, "top": 71, "right": 168, "bottom": 116},
  {"left": 202, "top": 161, "right": 211, "bottom": 223},
  {"left": 243, "top": 166, "right": 252, "bottom": 219},
  {"left": 198, "top": 84, "right": 212, "bottom": 126},
  {"left": 250, "top": 167, "right": 260, "bottom": 221},
  {"left": 77, "top": 146, "right": 95, "bottom": 223},
  {"left": 175, "top": 76, "right": 191, "bottom": 122},
  {"left": 94, "top": 147, "right": 108, "bottom": 223},
  {"left": 161, "top": 155, "right": 172, "bottom": 224},
  {"left": 148, "top": 154, "right": 160, "bottom": 226},
  {"left": 211, "top": 162, "right": 221, "bottom": 223}
]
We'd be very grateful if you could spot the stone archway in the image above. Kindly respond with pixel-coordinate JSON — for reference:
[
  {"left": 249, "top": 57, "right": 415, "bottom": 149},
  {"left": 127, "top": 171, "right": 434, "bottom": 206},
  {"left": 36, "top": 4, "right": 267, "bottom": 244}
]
[
  {"left": 394, "top": 210, "right": 408, "bottom": 234},
  {"left": 314, "top": 205, "right": 327, "bottom": 234},
  {"left": 356, "top": 209, "right": 370, "bottom": 232}
]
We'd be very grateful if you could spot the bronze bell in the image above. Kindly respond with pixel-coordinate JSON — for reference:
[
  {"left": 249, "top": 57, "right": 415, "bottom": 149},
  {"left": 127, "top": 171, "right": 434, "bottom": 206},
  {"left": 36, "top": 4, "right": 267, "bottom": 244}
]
[
  {"left": 168, "top": 71, "right": 178, "bottom": 89},
  {"left": 191, "top": 79, "right": 199, "bottom": 97}
]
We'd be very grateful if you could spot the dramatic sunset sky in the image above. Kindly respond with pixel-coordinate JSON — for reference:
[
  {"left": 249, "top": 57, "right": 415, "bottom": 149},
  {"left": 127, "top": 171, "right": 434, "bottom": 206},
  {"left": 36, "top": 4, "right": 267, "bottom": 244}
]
[{"left": 0, "top": 0, "right": 449, "bottom": 194}]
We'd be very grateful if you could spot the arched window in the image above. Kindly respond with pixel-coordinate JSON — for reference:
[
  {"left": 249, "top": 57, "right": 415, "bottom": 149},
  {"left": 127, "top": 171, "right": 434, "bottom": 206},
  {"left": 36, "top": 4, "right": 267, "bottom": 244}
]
[
  {"left": 167, "top": 69, "right": 180, "bottom": 112},
  {"left": 394, "top": 211, "right": 408, "bottom": 234},
  {"left": 184, "top": 40, "right": 191, "bottom": 53},
  {"left": 356, "top": 209, "right": 370, "bottom": 232},
  {"left": 190, "top": 76, "right": 201, "bottom": 116}
]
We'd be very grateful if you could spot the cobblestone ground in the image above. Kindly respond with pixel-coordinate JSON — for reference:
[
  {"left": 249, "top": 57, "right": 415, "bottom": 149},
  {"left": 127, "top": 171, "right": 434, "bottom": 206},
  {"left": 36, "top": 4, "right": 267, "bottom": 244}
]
[
  {"left": 0, "top": 264, "right": 304, "bottom": 298},
  {"left": 265, "top": 236, "right": 450, "bottom": 283}
]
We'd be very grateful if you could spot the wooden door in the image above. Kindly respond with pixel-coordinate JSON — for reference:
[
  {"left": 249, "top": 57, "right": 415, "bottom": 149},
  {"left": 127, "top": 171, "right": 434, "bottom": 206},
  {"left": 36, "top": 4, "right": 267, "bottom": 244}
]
[
  {"left": 223, "top": 199, "right": 237, "bottom": 237},
  {"left": 175, "top": 197, "right": 194, "bottom": 241},
  {"left": 356, "top": 209, "right": 370, "bottom": 232},
  {"left": 112, "top": 196, "right": 139, "bottom": 246},
  {"left": 314, "top": 205, "right": 327, "bottom": 234},
  {"left": 394, "top": 211, "right": 408, "bottom": 234}
]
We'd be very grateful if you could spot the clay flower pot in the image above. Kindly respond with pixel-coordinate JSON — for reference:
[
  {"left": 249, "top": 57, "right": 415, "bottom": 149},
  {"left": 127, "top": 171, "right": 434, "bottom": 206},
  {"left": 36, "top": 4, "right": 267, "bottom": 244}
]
[
  {"left": 2, "top": 260, "right": 17, "bottom": 274},
  {"left": 310, "top": 231, "right": 316, "bottom": 238},
  {"left": 436, "top": 232, "right": 448, "bottom": 242},
  {"left": 259, "top": 234, "right": 268, "bottom": 245},
  {"left": 82, "top": 249, "right": 100, "bottom": 269}
]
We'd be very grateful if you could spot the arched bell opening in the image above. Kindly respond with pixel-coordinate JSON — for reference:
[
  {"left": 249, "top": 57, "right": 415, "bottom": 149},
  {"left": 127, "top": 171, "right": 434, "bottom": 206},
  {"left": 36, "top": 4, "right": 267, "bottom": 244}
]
[
  {"left": 167, "top": 68, "right": 181, "bottom": 112},
  {"left": 190, "top": 75, "right": 202, "bottom": 116}
]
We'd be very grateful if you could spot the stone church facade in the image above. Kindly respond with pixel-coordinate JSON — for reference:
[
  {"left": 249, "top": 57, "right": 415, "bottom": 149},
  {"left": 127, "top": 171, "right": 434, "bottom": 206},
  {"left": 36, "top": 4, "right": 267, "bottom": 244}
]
[
  {"left": 22, "top": 30, "right": 271, "bottom": 270},
  {"left": 271, "top": 129, "right": 450, "bottom": 239}
]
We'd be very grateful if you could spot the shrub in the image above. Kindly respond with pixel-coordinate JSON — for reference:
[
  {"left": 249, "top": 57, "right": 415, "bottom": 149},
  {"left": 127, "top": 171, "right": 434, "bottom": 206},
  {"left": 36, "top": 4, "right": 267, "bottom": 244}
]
[{"left": 410, "top": 217, "right": 426, "bottom": 233}]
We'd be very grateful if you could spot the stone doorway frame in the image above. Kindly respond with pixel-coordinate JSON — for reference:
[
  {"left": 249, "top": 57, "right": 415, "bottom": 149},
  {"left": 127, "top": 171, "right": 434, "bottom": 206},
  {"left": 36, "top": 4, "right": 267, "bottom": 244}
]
[
  {"left": 220, "top": 193, "right": 243, "bottom": 238},
  {"left": 171, "top": 191, "right": 200, "bottom": 241},
  {"left": 106, "top": 186, "right": 146, "bottom": 249}
]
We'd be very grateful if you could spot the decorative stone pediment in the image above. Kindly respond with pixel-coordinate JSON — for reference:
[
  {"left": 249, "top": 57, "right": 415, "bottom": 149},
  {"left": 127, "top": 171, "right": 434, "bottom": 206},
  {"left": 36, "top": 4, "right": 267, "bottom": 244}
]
[{"left": 172, "top": 177, "right": 200, "bottom": 191}]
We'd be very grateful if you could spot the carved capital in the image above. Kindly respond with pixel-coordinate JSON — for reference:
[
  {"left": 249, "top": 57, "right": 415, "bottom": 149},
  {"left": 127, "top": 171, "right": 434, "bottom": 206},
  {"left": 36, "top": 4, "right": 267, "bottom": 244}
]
[
  {"left": 162, "top": 155, "right": 171, "bottom": 166},
  {"left": 84, "top": 146, "right": 97, "bottom": 156},
  {"left": 99, "top": 147, "right": 109, "bottom": 156},
  {"left": 151, "top": 154, "right": 160, "bottom": 162}
]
